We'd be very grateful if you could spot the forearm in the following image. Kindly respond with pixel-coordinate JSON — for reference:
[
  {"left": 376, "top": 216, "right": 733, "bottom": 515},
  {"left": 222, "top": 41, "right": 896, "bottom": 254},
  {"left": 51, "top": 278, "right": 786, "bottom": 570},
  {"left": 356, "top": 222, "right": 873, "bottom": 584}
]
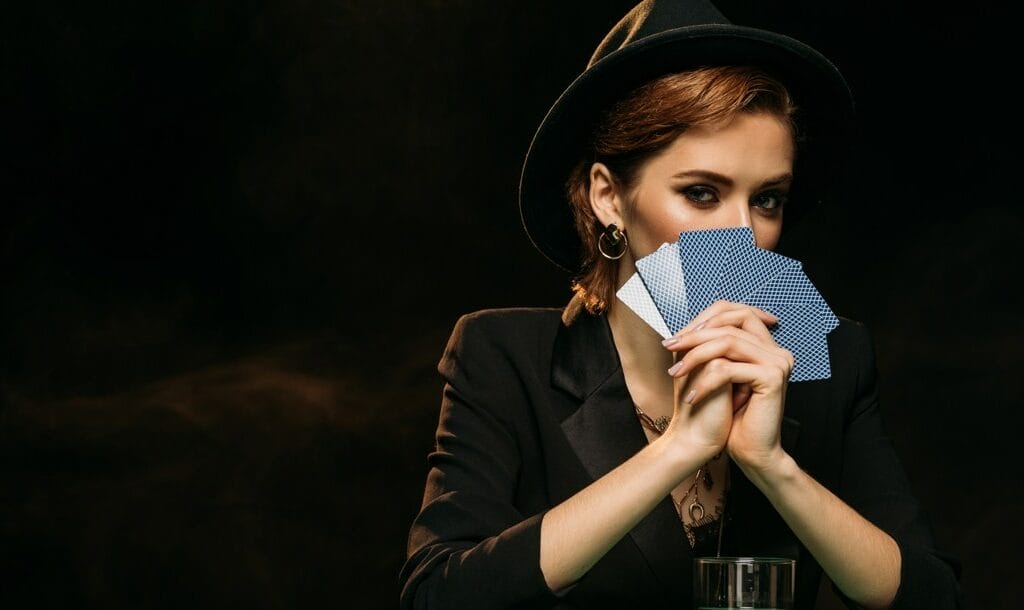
[
  {"left": 742, "top": 452, "right": 901, "bottom": 610},
  {"left": 540, "top": 433, "right": 708, "bottom": 593}
]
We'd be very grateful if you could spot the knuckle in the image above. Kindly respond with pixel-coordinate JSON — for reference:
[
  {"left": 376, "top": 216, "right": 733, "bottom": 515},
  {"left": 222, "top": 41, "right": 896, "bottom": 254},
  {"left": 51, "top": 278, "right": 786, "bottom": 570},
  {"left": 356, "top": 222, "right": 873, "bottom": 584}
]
[
  {"left": 717, "top": 328, "right": 740, "bottom": 343},
  {"left": 710, "top": 300, "right": 733, "bottom": 313},
  {"left": 770, "top": 358, "right": 790, "bottom": 380}
]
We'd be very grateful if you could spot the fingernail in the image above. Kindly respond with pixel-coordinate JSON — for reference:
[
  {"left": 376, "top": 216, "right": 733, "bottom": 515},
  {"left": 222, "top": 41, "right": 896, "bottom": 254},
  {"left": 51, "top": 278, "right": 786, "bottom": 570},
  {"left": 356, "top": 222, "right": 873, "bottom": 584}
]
[
  {"left": 667, "top": 361, "right": 684, "bottom": 375},
  {"left": 684, "top": 390, "right": 696, "bottom": 403},
  {"left": 695, "top": 322, "right": 706, "bottom": 331},
  {"left": 662, "top": 336, "right": 678, "bottom": 347}
]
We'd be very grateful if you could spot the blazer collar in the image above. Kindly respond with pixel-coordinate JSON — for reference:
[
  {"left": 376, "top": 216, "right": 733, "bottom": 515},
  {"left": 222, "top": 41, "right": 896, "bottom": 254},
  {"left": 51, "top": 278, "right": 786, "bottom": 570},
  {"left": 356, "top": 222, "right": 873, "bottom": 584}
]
[
  {"left": 550, "top": 305, "right": 620, "bottom": 401},
  {"left": 550, "top": 306, "right": 651, "bottom": 483},
  {"left": 549, "top": 303, "right": 802, "bottom": 599},
  {"left": 550, "top": 307, "right": 692, "bottom": 600}
]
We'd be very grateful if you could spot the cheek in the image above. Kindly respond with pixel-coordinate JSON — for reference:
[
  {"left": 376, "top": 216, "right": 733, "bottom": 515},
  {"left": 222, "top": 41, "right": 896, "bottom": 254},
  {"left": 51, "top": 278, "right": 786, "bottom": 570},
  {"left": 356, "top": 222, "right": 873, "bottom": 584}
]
[
  {"left": 752, "top": 221, "right": 783, "bottom": 250},
  {"left": 649, "top": 207, "right": 692, "bottom": 242},
  {"left": 629, "top": 202, "right": 696, "bottom": 255}
]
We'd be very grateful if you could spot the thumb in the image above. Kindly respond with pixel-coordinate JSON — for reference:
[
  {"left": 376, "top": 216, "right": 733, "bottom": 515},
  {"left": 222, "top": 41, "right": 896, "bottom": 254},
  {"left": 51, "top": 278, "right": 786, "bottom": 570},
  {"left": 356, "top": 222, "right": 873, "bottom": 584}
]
[{"left": 732, "top": 383, "right": 752, "bottom": 410}]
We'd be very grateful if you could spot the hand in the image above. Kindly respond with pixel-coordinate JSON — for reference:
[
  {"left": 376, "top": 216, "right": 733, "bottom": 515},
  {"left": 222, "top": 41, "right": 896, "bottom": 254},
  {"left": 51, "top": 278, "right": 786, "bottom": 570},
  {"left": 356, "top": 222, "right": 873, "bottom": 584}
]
[
  {"left": 662, "top": 301, "right": 794, "bottom": 473},
  {"left": 664, "top": 365, "right": 732, "bottom": 461}
]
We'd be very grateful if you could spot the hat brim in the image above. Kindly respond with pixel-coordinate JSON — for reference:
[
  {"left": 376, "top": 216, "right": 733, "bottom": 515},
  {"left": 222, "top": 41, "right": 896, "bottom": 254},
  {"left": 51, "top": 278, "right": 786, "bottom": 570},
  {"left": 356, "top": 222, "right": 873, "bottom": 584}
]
[{"left": 518, "top": 24, "right": 856, "bottom": 273}]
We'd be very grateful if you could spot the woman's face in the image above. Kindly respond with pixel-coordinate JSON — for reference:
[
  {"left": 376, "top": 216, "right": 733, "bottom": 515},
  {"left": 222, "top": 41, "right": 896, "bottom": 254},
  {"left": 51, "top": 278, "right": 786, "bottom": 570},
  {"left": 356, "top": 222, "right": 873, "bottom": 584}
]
[{"left": 590, "top": 111, "right": 794, "bottom": 265}]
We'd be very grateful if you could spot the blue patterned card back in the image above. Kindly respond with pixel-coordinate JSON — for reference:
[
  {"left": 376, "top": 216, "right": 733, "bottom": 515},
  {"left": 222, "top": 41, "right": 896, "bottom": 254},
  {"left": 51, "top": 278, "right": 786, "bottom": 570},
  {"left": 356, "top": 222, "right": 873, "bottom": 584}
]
[
  {"left": 635, "top": 242, "right": 688, "bottom": 333},
  {"left": 676, "top": 227, "right": 752, "bottom": 323},
  {"left": 744, "top": 264, "right": 838, "bottom": 333},
  {"left": 717, "top": 237, "right": 799, "bottom": 304},
  {"left": 758, "top": 302, "right": 832, "bottom": 381}
]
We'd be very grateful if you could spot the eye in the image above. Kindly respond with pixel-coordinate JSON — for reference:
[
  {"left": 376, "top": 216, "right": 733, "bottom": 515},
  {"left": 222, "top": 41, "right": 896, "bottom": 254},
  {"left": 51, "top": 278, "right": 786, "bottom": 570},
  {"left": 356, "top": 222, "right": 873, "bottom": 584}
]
[
  {"left": 679, "top": 185, "right": 719, "bottom": 207},
  {"left": 752, "top": 190, "right": 788, "bottom": 212}
]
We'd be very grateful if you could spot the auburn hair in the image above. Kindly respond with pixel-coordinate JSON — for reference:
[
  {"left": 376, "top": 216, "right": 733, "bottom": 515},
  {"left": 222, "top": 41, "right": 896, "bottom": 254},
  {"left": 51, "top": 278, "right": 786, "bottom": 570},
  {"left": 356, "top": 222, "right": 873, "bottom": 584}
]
[{"left": 562, "top": 65, "right": 798, "bottom": 323}]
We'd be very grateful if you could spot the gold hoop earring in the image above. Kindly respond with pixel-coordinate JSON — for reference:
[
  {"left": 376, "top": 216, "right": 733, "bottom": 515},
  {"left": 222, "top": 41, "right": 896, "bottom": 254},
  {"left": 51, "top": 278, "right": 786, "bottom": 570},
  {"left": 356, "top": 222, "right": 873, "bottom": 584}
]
[{"left": 598, "top": 224, "right": 628, "bottom": 260}]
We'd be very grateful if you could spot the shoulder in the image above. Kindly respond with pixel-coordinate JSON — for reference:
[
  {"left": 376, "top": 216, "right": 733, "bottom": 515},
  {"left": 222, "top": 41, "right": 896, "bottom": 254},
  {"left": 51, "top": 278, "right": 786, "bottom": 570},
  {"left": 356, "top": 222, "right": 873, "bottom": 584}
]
[
  {"left": 438, "top": 307, "right": 565, "bottom": 377},
  {"left": 825, "top": 314, "right": 881, "bottom": 393},
  {"left": 829, "top": 315, "right": 875, "bottom": 355},
  {"left": 449, "top": 306, "right": 564, "bottom": 337},
  {"left": 445, "top": 307, "right": 565, "bottom": 351}
]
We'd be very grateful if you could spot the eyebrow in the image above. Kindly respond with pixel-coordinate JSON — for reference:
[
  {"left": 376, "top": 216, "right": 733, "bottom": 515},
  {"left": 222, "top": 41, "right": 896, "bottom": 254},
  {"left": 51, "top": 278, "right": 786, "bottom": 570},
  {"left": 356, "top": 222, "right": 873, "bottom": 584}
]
[{"left": 671, "top": 169, "right": 793, "bottom": 189}]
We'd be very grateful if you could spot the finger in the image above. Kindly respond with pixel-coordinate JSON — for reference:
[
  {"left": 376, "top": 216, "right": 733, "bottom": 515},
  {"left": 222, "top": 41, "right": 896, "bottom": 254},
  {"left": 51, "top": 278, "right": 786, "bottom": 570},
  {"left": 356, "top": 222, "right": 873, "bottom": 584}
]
[
  {"left": 664, "top": 309, "right": 774, "bottom": 347},
  {"left": 682, "top": 300, "right": 778, "bottom": 334},
  {"left": 666, "top": 326, "right": 793, "bottom": 374},
  {"left": 732, "top": 383, "right": 753, "bottom": 410},
  {"left": 668, "top": 328, "right": 766, "bottom": 373},
  {"left": 700, "top": 307, "right": 776, "bottom": 342},
  {"left": 683, "top": 360, "right": 785, "bottom": 406},
  {"left": 668, "top": 328, "right": 788, "bottom": 374},
  {"left": 665, "top": 323, "right": 763, "bottom": 353},
  {"left": 671, "top": 337, "right": 790, "bottom": 380}
]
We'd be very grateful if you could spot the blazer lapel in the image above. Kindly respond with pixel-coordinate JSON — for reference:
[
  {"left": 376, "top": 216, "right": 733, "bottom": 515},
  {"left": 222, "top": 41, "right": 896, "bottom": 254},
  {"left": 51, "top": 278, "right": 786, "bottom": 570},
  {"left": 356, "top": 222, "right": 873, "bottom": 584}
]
[
  {"left": 551, "top": 310, "right": 645, "bottom": 480},
  {"left": 551, "top": 309, "right": 692, "bottom": 601}
]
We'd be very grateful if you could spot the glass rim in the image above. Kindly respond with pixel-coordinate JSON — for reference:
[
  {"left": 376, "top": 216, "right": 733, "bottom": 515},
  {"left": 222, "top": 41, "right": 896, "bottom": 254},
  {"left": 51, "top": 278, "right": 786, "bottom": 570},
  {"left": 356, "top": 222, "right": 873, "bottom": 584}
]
[{"left": 693, "top": 556, "right": 795, "bottom": 566}]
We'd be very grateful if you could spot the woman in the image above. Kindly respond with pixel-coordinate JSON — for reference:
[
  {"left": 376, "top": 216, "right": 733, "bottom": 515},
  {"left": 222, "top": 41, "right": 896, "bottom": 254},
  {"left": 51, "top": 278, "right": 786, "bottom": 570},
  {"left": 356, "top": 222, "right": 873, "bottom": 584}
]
[{"left": 400, "top": 2, "right": 963, "bottom": 608}]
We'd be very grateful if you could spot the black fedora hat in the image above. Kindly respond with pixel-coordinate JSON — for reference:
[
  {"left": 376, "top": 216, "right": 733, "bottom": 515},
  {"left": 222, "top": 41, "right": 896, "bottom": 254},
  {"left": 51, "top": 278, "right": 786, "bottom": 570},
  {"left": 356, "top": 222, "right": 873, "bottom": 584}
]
[{"left": 518, "top": 0, "right": 856, "bottom": 273}]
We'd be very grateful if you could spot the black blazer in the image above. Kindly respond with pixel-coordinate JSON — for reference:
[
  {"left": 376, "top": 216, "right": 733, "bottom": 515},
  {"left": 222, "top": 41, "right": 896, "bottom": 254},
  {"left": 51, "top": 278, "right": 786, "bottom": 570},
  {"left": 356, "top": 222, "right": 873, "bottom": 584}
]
[{"left": 400, "top": 305, "right": 963, "bottom": 609}]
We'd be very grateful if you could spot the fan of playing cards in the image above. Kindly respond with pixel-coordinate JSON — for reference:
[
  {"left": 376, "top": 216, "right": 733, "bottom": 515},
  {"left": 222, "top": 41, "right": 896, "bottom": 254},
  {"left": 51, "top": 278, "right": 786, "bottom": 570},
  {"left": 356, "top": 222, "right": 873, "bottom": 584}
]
[{"left": 617, "top": 227, "right": 838, "bottom": 382}]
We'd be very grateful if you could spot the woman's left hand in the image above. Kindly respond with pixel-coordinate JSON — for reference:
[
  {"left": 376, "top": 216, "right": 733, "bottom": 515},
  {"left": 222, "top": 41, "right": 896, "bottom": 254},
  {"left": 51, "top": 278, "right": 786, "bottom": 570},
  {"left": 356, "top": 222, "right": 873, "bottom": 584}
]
[{"left": 662, "top": 300, "right": 794, "bottom": 474}]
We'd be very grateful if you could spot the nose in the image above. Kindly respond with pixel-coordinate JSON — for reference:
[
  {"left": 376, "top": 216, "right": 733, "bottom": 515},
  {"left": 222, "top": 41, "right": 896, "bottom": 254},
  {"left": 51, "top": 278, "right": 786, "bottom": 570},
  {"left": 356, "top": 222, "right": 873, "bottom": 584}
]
[{"left": 724, "top": 197, "right": 753, "bottom": 229}]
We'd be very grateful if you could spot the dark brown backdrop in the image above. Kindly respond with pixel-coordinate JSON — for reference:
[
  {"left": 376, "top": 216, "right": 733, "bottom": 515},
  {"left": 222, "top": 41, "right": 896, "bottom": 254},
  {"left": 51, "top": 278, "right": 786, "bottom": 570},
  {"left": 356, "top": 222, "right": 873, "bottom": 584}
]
[{"left": 3, "top": 1, "right": 1020, "bottom": 609}]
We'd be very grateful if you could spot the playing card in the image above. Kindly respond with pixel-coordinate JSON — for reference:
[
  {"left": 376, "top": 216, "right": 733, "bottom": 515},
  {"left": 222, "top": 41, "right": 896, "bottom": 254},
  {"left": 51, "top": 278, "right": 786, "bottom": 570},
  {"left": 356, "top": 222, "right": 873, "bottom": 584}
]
[
  {"left": 744, "top": 263, "right": 839, "bottom": 333},
  {"left": 634, "top": 242, "right": 688, "bottom": 333},
  {"left": 618, "top": 226, "right": 838, "bottom": 382},
  {"left": 717, "top": 233, "right": 799, "bottom": 305},
  {"left": 616, "top": 272, "right": 673, "bottom": 339},
  {"left": 676, "top": 226, "right": 752, "bottom": 324},
  {"left": 759, "top": 302, "right": 832, "bottom": 381}
]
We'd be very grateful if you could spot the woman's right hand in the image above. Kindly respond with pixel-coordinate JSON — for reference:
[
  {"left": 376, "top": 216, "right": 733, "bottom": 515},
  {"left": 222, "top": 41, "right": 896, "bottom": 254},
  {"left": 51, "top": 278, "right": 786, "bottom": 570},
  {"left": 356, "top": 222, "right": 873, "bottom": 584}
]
[{"left": 663, "top": 364, "right": 732, "bottom": 461}]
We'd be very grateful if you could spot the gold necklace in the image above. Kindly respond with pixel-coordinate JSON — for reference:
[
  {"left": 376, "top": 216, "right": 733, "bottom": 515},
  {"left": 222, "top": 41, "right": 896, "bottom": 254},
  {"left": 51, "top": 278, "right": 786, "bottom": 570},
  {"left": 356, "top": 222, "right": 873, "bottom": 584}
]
[
  {"left": 632, "top": 403, "right": 726, "bottom": 550},
  {"left": 633, "top": 403, "right": 713, "bottom": 518}
]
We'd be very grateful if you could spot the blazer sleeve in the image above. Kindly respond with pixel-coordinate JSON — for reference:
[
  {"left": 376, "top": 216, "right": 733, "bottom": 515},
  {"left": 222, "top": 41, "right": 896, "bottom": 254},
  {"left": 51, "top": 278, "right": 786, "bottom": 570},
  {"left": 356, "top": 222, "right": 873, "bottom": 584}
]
[
  {"left": 834, "top": 321, "right": 964, "bottom": 609},
  {"left": 399, "top": 313, "right": 561, "bottom": 610}
]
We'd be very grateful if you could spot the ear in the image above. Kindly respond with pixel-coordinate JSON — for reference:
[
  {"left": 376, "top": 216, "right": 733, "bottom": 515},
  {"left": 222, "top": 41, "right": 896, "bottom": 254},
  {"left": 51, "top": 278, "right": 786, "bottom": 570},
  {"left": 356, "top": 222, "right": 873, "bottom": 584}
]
[{"left": 588, "top": 162, "right": 627, "bottom": 229}]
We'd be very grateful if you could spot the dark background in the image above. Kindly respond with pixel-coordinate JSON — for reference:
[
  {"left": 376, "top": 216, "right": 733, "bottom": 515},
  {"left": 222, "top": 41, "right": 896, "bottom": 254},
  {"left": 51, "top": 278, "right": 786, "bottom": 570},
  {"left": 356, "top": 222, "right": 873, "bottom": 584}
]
[{"left": 3, "top": 1, "right": 1021, "bottom": 609}]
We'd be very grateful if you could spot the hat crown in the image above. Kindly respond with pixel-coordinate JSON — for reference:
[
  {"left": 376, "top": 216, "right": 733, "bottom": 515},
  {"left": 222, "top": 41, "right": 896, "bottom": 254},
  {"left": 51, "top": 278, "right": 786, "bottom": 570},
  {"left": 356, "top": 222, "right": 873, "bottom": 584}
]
[{"left": 588, "top": 0, "right": 730, "bottom": 69}]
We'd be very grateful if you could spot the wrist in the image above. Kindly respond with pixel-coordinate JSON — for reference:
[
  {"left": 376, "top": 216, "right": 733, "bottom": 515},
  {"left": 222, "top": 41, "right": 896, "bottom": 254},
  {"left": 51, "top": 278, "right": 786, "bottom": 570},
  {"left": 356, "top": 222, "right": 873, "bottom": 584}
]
[
  {"left": 735, "top": 448, "right": 799, "bottom": 492},
  {"left": 655, "top": 428, "right": 720, "bottom": 477}
]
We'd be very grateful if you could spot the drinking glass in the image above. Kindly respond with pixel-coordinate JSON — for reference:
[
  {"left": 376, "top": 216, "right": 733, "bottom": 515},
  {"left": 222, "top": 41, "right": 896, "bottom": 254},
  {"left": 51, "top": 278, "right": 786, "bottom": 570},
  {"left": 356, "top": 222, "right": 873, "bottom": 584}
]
[{"left": 693, "top": 556, "right": 795, "bottom": 610}]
